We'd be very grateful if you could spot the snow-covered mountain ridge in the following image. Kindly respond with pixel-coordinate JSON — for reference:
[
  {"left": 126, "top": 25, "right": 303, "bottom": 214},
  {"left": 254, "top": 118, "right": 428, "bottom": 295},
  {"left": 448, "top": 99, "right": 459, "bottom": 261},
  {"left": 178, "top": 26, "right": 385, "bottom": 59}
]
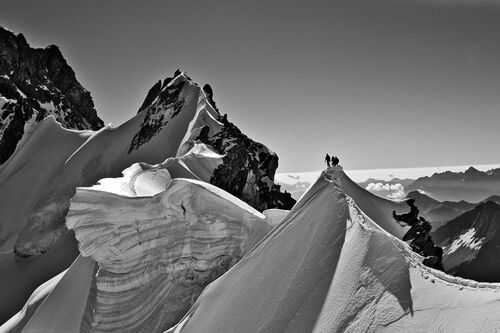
[
  {"left": 168, "top": 168, "right": 500, "bottom": 333},
  {"left": 0, "top": 68, "right": 293, "bottom": 324}
]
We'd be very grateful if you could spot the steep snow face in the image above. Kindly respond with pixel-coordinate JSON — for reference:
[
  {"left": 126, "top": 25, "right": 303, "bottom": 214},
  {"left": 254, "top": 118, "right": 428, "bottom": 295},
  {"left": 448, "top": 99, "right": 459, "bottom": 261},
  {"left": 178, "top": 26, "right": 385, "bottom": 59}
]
[
  {"left": 169, "top": 168, "right": 500, "bottom": 333},
  {"left": 14, "top": 256, "right": 95, "bottom": 333},
  {"left": 339, "top": 169, "right": 411, "bottom": 239},
  {"left": 63, "top": 178, "right": 274, "bottom": 333},
  {"left": 0, "top": 27, "right": 103, "bottom": 164}
]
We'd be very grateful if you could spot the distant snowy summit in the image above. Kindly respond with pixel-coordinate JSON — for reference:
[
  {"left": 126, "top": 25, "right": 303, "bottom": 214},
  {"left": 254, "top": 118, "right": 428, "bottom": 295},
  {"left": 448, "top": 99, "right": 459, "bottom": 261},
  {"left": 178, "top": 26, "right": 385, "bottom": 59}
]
[{"left": 0, "top": 26, "right": 103, "bottom": 163}]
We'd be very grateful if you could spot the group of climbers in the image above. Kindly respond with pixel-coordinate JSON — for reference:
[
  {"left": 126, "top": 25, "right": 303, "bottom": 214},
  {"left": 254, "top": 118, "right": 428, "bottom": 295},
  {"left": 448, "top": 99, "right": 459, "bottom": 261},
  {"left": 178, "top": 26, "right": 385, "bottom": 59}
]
[
  {"left": 324, "top": 154, "right": 339, "bottom": 168},
  {"left": 393, "top": 199, "right": 445, "bottom": 272}
]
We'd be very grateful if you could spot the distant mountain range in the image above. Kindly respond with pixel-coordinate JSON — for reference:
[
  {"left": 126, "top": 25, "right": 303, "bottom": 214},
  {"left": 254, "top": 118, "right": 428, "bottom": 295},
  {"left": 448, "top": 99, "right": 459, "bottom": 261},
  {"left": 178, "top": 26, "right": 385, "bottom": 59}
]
[
  {"left": 432, "top": 201, "right": 500, "bottom": 282},
  {"left": 406, "top": 191, "right": 476, "bottom": 228},
  {"left": 277, "top": 166, "right": 500, "bottom": 203},
  {"left": 405, "top": 167, "right": 500, "bottom": 202}
]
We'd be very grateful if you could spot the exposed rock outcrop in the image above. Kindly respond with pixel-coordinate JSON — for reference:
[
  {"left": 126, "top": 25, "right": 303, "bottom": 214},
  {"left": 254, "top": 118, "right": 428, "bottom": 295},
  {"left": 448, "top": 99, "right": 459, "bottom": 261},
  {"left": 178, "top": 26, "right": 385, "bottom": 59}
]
[
  {"left": 177, "top": 86, "right": 295, "bottom": 211},
  {"left": 0, "top": 26, "right": 103, "bottom": 163},
  {"left": 393, "top": 199, "right": 444, "bottom": 271}
]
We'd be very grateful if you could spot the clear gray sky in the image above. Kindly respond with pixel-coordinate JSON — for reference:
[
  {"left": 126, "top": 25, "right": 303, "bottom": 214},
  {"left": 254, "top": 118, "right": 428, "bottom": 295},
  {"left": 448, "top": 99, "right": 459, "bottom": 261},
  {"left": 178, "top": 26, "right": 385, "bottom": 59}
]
[{"left": 2, "top": 0, "right": 500, "bottom": 172}]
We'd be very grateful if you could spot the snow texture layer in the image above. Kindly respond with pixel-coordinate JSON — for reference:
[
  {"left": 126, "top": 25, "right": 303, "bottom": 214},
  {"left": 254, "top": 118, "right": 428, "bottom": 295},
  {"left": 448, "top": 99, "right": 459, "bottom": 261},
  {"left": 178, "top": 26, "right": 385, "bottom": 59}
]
[
  {"left": 64, "top": 178, "right": 276, "bottom": 332},
  {"left": 169, "top": 168, "right": 500, "bottom": 333}
]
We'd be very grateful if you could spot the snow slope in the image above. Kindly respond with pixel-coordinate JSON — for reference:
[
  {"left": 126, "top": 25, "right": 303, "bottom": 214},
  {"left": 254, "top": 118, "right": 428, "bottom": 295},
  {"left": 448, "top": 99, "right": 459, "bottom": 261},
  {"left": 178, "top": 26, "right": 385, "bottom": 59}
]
[
  {"left": 6, "top": 177, "right": 279, "bottom": 333},
  {"left": 169, "top": 168, "right": 500, "bottom": 333}
]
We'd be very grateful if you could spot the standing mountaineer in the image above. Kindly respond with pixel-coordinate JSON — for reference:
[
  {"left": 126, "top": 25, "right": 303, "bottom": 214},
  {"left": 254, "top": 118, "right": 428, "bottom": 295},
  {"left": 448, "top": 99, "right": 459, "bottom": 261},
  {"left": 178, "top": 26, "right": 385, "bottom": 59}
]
[{"left": 325, "top": 154, "right": 331, "bottom": 168}]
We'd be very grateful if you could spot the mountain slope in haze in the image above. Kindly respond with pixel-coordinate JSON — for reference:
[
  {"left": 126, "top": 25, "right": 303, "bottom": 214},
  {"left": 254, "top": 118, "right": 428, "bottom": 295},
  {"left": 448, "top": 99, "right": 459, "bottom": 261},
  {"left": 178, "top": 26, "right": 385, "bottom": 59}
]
[
  {"left": 406, "top": 191, "right": 476, "bottom": 228},
  {"left": 405, "top": 167, "right": 500, "bottom": 202},
  {"left": 0, "top": 26, "right": 103, "bottom": 163},
  {"left": 0, "top": 70, "right": 292, "bottom": 324},
  {"left": 168, "top": 168, "right": 500, "bottom": 333},
  {"left": 432, "top": 201, "right": 500, "bottom": 282}
]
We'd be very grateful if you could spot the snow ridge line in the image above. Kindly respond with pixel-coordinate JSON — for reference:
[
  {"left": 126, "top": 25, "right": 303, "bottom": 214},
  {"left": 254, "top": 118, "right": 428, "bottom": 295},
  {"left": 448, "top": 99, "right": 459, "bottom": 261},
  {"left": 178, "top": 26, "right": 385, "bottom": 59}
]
[{"left": 345, "top": 195, "right": 500, "bottom": 291}]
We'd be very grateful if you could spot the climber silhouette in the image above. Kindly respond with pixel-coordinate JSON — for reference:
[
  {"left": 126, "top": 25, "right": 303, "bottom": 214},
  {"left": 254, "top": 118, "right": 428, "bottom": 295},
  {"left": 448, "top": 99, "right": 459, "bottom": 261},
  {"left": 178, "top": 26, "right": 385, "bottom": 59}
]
[
  {"left": 331, "top": 156, "right": 339, "bottom": 166},
  {"left": 325, "top": 154, "right": 331, "bottom": 168}
]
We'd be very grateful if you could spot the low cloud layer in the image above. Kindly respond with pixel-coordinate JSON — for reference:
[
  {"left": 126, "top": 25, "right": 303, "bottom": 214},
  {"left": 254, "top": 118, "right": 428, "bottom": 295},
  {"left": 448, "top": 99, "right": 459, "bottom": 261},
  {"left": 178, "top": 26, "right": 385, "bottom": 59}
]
[{"left": 365, "top": 182, "right": 405, "bottom": 200}]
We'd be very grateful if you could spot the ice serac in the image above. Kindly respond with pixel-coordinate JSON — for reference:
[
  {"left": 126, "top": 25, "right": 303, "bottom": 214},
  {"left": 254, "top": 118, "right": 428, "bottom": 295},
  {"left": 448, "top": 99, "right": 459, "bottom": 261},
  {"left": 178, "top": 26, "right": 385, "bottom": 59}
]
[
  {"left": 169, "top": 167, "right": 500, "bottom": 333},
  {"left": 65, "top": 178, "right": 276, "bottom": 332},
  {"left": 0, "top": 26, "right": 103, "bottom": 164}
]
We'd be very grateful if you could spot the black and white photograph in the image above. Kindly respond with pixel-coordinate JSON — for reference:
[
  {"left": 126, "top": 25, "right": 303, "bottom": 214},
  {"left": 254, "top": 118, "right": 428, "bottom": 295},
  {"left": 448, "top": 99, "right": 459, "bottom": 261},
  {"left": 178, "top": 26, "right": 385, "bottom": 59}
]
[{"left": 1, "top": 1, "right": 500, "bottom": 332}]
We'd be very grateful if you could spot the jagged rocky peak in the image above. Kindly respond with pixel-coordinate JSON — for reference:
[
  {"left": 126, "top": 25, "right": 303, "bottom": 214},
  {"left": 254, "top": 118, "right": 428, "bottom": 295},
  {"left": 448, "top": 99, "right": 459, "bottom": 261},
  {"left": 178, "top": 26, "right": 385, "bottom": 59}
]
[
  {"left": 0, "top": 26, "right": 103, "bottom": 163},
  {"left": 135, "top": 70, "right": 296, "bottom": 211}
]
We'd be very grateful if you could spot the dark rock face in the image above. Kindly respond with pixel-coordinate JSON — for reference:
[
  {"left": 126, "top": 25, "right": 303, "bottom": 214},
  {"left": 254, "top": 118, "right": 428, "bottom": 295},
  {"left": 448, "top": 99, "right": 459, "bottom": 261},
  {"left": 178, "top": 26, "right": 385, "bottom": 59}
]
[
  {"left": 136, "top": 71, "right": 295, "bottom": 212},
  {"left": 202, "top": 84, "right": 218, "bottom": 112},
  {"left": 0, "top": 27, "right": 103, "bottom": 163},
  {"left": 201, "top": 116, "right": 296, "bottom": 211},
  {"left": 129, "top": 77, "right": 186, "bottom": 153},
  {"left": 393, "top": 199, "right": 445, "bottom": 271}
]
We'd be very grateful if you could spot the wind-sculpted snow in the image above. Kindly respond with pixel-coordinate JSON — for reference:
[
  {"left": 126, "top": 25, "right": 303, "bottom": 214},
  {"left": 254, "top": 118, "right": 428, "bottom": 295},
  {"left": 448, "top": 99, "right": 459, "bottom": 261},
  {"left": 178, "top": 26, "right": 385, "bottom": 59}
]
[
  {"left": 169, "top": 168, "right": 500, "bottom": 333},
  {"left": 62, "top": 178, "right": 277, "bottom": 333},
  {"left": 87, "top": 143, "right": 222, "bottom": 197}
]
